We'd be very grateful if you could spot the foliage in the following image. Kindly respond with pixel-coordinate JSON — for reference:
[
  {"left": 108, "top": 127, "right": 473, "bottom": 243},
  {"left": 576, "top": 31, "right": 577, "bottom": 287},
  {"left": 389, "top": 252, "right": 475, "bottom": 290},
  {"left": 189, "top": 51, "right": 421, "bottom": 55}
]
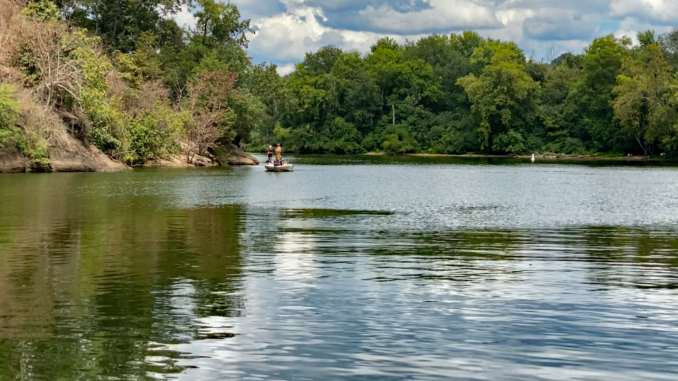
[
  {"left": 0, "top": 84, "right": 19, "bottom": 146},
  {"left": 613, "top": 43, "right": 677, "bottom": 155},
  {"left": 194, "top": 0, "right": 254, "bottom": 49},
  {"left": 22, "top": 0, "right": 60, "bottom": 22},
  {"left": 63, "top": 0, "right": 187, "bottom": 53},
  {"left": 183, "top": 70, "right": 238, "bottom": 160},
  {"left": 576, "top": 35, "right": 631, "bottom": 151},
  {"left": 0, "top": 83, "right": 58, "bottom": 164},
  {"left": 457, "top": 41, "right": 539, "bottom": 152},
  {"left": 381, "top": 124, "right": 418, "bottom": 154},
  {"left": 127, "top": 101, "right": 187, "bottom": 163},
  {"left": 494, "top": 129, "right": 526, "bottom": 154}
]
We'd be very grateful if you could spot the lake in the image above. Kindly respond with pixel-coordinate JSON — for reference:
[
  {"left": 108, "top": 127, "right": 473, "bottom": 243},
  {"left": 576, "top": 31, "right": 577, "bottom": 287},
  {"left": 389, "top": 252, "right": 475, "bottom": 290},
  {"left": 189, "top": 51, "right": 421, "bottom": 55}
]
[{"left": 1, "top": 155, "right": 678, "bottom": 380}]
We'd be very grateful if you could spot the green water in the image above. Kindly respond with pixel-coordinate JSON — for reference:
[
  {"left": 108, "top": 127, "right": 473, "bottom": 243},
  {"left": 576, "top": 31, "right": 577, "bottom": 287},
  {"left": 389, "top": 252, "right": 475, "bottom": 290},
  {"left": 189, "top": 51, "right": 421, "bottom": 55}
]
[{"left": 1, "top": 156, "right": 678, "bottom": 380}]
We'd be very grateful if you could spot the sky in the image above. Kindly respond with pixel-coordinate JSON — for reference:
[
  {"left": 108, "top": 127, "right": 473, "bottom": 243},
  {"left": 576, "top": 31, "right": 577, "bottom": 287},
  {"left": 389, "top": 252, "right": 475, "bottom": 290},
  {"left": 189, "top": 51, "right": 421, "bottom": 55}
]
[{"left": 174, "top": 0, "right": 678, "bottom": 75}]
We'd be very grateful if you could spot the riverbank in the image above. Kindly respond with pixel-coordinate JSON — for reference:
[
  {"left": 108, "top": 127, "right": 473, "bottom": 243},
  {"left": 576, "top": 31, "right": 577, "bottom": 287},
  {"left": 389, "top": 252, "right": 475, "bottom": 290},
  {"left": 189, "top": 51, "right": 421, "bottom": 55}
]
[
  {"left": 141, "top": 145, "right": 260, "bottom": 168},
  {"left": 0, "top": 143, "right": 260, "bottom": 173},
  {"left": 0, "top": 135, "right": 128, "bottom": 173},
  {"left": 247, "top": 150, "right": 667, "bottom": 162}
]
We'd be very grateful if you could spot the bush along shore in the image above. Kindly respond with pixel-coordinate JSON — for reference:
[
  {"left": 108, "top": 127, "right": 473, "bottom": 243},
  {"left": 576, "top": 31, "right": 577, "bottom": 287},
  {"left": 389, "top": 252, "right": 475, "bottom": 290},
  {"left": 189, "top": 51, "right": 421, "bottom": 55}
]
[{"left": 3, "top": 1, "right": 678, "bottom": 173}]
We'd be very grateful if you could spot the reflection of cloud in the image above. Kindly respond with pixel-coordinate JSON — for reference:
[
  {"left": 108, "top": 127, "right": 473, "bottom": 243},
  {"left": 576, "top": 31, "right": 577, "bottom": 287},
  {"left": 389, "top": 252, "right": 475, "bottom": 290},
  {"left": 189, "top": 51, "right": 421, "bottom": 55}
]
[
  {"left": 169, "top": 281, "right": 197, "bottom": 319},
  {"left": 275, "top": 231, "right": 318, "bottom": 286}
]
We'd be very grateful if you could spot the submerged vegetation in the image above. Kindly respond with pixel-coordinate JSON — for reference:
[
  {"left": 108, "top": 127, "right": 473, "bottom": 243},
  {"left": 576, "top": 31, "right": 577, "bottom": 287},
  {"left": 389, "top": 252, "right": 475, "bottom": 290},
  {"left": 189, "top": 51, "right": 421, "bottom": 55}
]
[{"left": 2, "top": 0, "right": 678, "bottom": 166}]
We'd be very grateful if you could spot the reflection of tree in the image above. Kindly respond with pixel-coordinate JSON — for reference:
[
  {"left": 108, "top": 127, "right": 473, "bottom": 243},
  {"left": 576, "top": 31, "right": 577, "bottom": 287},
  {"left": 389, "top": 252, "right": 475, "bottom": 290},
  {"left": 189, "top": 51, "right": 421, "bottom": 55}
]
[
  {"left": 579, "top": 227, "right": 678, "bottom": 289},
  {"left": 0, "top": 174, "right": 245, "bottom": 379},
  {"left": 365, "top": 229, "right": 526, "bottom": 283}
]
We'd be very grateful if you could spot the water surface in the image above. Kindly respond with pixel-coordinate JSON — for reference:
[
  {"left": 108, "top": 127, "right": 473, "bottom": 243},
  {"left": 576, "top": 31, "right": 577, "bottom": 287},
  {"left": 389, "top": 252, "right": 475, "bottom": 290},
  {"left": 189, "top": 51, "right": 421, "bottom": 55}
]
[{"left": 1, "top": 156, "right": 678, "bottom": 380}]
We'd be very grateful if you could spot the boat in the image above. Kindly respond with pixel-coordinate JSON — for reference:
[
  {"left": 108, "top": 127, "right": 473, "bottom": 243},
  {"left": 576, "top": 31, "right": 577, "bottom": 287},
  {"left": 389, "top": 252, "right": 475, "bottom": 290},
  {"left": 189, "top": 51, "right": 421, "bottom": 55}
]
[{"left": 265, "top": 162, "right": 294, "bottom": 172}]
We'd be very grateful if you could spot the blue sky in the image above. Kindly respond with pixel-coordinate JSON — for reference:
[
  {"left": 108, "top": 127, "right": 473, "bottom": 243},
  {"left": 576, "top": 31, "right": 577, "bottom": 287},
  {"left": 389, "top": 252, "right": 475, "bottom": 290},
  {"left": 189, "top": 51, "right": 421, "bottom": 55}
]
[{"left": 175, "top": 0, "right": 678, "bottom": 74}]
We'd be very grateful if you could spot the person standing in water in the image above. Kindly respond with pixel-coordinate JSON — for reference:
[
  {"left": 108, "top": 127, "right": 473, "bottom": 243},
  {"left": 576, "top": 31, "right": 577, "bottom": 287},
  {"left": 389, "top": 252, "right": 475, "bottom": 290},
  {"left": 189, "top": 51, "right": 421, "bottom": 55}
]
[
  {"left": 275, "top": 144, "right": 282, "bottom": 165},
  {"left": 267, "top": 145, "right": 273, "bottom": 163}
]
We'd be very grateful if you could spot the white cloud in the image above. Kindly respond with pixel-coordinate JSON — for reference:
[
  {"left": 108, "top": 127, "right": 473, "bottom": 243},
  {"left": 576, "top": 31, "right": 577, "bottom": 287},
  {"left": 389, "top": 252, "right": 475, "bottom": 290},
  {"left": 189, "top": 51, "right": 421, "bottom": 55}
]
[
  {"left": 523, "top": 9, "right": 601, "bottom": 41},
  {"left": 480, "top": 8, "right": 533, "bottom": 43},
  {"left": 276, "top": 63, "right": 297, "bottom": 75},
  {"left": 174, "top": 6, "right": 197, "bottom": 30},
  {"left": 173, "top": 0, "right": 678, "bottom": 68},
  {"left": 614, "top": 16, "right": 674, "bottom": 45},
  {"left": 247, "top": 5, "right": 417, "bottom": 64},
  {"left": 610, "top": 0, "right": 678, "bottom": 24},
  {"left": 357, "top": 0, "right": 503, "bottom": 34}
]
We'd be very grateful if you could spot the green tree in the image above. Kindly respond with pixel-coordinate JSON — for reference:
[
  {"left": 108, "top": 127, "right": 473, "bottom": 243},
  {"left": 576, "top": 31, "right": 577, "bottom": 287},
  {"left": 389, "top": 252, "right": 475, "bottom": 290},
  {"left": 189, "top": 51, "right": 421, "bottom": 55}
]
[
  {"left": 457, "top": 41, "right": 539, "bottom": 152},
  {"left": 538, "top": 58, "right": 584, "bottom": 153},
  {"left": 194, "top": 0, "right": 253, "bottom": 48},
  {"left": 241, "top": 63, "right": 292, "bottom": 145},
  {"left": 613, "top": 43, "right": 677, "bottom": 155},
  {"left": 576, "top": 35, "right": 631, "bottom": 151},
  {"left": 65, "top": 0, "right": 187, "bottom": 52}
]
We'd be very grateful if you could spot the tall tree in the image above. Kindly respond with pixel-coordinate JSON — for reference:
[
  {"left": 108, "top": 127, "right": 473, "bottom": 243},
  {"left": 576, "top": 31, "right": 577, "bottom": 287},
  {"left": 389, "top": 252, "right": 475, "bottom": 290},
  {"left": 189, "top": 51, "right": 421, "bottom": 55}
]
[
  {"left": 613, "top": 43, "right": 677, "bottom": 155},
  {"left": 65, "top": 0, "right": 187, "bottom": 52},
  {"left": 576, "top": 35, "right": 631, "bottom": 151},
  {"left": 457, "top": 41, "right": 539, "bottom": 153}
]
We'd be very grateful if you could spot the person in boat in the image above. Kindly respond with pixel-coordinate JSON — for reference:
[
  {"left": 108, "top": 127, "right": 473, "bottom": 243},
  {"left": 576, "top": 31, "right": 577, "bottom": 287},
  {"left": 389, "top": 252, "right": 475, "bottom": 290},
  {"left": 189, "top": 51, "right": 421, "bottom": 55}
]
[
  {"left": 267, "top": 145, "right": 273, "bottom": 163},
  {"left": 275, "top": 144, "right": 282, "bottom": 165}
]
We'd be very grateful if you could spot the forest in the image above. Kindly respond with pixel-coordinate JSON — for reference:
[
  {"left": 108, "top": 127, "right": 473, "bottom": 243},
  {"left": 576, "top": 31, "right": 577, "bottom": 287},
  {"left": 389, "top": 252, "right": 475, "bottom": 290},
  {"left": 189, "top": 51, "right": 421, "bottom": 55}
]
[{"left": 2, "top": 0, "right": 678, "bottom": 164}]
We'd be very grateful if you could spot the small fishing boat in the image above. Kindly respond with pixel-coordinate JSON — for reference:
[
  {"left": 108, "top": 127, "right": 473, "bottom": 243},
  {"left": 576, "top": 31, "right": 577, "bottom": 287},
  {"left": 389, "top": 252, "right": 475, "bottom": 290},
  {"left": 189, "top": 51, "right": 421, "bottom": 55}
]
[{"left": 265, "top": 162, "right": 294, "bottom": 172}]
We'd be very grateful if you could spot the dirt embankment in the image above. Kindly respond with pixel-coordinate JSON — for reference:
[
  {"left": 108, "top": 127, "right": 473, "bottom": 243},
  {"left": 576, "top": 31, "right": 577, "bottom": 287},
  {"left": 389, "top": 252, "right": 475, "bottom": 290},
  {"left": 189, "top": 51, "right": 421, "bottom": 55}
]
[
  {"left": 143, "top": 144, "right": 260, "bottom": 168},
  {"left": 0, "top": 135, "right": 127, "bottom": 173},
  {"left": 0, "top": 141, "right": 261, "bottom": 173},
  {"left": 209, "top": 144, "right": 260, "bottom": 166}
]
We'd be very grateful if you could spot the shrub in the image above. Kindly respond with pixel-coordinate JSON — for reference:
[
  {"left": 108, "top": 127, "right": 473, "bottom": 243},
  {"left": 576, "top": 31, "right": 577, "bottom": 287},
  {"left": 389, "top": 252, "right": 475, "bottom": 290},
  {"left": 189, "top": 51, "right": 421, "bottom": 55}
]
[
  {"left": 127, "top": 101, "right": 187, "bottom": 163},
  {"left": 381, "top": 125, "right": 418, "bottom": 154},
  {"left": 22, "top": 0, "right": 60, "bottom": 22},
  {"left": 0, "top": 84, "right": 19, "bottom": 146},
  {"left": 437, "top": 129, "right": 477, "bottom": 154},
  {"left": 494, "top": 130, "right": 526, "bottom": 154}
]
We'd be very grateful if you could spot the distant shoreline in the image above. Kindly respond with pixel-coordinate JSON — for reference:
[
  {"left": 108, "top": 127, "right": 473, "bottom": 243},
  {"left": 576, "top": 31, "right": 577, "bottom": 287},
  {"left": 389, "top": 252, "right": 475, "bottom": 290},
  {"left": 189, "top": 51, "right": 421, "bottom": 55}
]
[
  {"left": 364, "top": 152, "right": 668, "bottom": 161},
  {"left": 250, "top": 150, "right": 674, "bottom": 162}
]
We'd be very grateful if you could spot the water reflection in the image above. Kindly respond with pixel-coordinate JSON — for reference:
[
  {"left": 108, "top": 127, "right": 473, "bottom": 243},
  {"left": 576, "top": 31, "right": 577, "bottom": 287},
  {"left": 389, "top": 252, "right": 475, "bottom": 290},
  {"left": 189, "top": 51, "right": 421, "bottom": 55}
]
[
  {"left": 0, "top": 177, "right": 246, "bottom": 379},
  {"left": 1, "top": 167, "right": 678, "bottom": 380},
  {"left": 275, "top": 231, "right": 319, "bottom": 286}
]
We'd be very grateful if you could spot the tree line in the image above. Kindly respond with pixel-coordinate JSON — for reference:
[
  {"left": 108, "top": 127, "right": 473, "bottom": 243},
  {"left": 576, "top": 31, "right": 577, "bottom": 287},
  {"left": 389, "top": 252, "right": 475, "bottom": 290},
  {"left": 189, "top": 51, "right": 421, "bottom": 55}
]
[
  {"left": 2, "top": 0, "right": 678, "bottom": 165},
  {"left": 269, "top": 30, "right": 678, "bottom": 156}
]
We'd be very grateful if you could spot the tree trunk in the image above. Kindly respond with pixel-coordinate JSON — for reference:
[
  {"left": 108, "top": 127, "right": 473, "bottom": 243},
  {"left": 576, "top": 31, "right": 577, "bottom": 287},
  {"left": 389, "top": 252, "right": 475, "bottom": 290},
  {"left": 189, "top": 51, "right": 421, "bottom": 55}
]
[{"left": 635, "top": 134, "right": 648, "bottom": 157}]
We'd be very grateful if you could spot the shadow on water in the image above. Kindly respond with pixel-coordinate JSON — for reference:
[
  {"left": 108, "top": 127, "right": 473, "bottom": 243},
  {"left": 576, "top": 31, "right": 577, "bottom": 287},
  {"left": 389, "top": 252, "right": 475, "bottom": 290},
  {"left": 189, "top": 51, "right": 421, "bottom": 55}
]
[
  {"left": 0, "top": 173, "right": 246, "bottom": 379},
  {"left": 282, "top": 208, "right": 394, "bottom": 219},
  {"left": 1, "top": 171, "right": 678, "bottom": 379}
]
